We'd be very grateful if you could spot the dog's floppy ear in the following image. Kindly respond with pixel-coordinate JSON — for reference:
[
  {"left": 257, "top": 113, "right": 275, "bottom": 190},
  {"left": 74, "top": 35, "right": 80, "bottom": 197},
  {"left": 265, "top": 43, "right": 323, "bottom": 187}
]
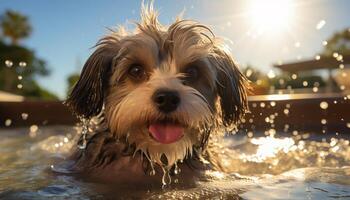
[
  {"left": 66, "top": 36, "right": 120, "bottom": 118},
  {"left": 209, "top": 46, "right": 249, "bottom": 127}
]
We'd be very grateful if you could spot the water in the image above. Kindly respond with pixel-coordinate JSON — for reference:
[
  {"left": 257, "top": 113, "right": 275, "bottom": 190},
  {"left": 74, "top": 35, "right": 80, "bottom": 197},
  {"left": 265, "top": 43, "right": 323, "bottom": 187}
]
[{"left": 0, "top": 126, "right": 349, "bottom": 199}]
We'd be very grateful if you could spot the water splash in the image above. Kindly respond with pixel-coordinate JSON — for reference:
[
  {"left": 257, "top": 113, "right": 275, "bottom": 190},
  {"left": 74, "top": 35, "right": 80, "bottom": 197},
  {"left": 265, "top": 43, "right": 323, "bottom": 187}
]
[{"left": 77, "top": 119, "right": 89, "bottom": 150}]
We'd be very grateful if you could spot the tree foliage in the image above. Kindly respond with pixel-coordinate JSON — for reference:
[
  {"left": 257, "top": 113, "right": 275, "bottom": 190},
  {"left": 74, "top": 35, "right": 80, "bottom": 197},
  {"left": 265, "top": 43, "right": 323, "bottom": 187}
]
[
  {"left": 66, "top": 73, "right": 80, "bottom": 96},
  {"left": 0, "top": 10, "right": 58, "bottom": 100},
  {"left": 0, "top": 10, "right": 32, "bottom": 45},
  {"left": 322, "top": 28, "right": 350, "bottom": 56}
]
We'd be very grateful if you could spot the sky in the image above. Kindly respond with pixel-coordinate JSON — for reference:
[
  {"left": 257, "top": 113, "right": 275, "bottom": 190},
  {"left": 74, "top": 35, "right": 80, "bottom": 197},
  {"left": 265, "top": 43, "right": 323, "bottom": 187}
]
[{"left": 0, "top": 0, "right": 350, "bottom": 99}]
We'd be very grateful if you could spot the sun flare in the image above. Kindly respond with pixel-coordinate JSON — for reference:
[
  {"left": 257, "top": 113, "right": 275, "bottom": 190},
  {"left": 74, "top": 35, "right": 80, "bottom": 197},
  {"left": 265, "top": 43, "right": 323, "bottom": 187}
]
[{"left": 248, "top": 0, "right": 295, "bottom": 33}]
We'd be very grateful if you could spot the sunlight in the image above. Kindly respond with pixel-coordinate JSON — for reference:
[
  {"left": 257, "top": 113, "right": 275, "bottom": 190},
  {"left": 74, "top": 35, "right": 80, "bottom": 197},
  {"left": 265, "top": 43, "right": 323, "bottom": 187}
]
[
  {"left": 248, "top": 0, "right": 295, "bottom": 33},
  {"left": 240, "top": 136, "right": 295, "bottom": 163}
]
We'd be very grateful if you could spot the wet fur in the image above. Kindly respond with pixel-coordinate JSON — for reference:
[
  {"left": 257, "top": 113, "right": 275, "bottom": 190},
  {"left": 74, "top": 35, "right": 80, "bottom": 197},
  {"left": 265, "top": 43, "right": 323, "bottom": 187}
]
[{"left": 65, "top": 3, "right": 248, "bottom": 182}]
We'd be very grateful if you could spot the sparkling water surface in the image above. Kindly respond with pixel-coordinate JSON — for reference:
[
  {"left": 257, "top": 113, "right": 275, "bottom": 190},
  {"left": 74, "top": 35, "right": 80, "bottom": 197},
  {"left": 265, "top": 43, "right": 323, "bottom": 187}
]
[{"left": 0, "top": 126, "right": 349, "bottom": 199}]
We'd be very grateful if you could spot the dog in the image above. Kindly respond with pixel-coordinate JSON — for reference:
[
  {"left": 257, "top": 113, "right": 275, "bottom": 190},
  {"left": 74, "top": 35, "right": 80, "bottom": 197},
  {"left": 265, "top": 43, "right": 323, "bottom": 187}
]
[{"left": 65, "top": 3, "right": 248, "bottom": 186}]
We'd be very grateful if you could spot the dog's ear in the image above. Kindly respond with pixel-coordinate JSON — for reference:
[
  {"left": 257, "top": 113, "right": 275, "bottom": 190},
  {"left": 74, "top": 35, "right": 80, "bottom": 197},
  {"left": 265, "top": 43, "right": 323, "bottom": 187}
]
[
  {"left": 66, "top": 37, "right": 120, "bottom": 118},
  {"left": 209, "top": 46, "right": 249, "bottom": 127}
]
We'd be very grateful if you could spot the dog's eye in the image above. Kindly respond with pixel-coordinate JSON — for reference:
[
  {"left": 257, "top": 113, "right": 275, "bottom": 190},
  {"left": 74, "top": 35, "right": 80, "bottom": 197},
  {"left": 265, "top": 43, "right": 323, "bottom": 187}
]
[
  {"left": 184, "top": 66, "right": 199, "bottom": 80},
  {"left": 128, "top": 64, "right": 146, "bottom": 80}
]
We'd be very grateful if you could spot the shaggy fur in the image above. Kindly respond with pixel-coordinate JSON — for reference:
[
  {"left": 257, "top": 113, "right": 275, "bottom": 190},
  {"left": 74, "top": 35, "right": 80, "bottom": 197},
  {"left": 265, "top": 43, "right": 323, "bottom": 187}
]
[{"left": 65, "top": 3, "right": 248, "bottom": 183}]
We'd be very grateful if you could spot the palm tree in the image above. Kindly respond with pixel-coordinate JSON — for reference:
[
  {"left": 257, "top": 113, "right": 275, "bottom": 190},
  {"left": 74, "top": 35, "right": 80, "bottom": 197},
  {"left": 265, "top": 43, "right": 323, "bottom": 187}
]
[{"left": 0, "top": 10, "right": 32, "bottom": 45}]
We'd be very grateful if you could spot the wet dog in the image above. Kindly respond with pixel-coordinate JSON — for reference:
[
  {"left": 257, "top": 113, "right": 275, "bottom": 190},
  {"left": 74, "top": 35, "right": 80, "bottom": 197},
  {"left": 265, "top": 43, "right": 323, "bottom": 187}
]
[{"left": 65, "top": 3, "right": 248, "bottom": 186}]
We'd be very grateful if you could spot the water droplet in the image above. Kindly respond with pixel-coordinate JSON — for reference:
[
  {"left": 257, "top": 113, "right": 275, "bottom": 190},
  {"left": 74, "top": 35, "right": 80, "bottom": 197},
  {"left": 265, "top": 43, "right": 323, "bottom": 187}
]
[
  {"left": 21, "top": 113, "right": 29, "bottom": 120},
  {"left": 333, "top": 52, "right": 339, "bottom": 58},
  {"left": 284, "top": 124, "right": 289, "bottom": 131},
  {"left": 339, "top": 64, "right": 344, "bottom": 69},
  {"left": 315, "top": 55, "right": 321, "bottom": 60},
  {"left": 247, "top": 131, "right": 254, "bottom": 138},
  {"left": 260, "top": 102, "right": 265, "bottom": 108},
  {"left": 267, "top": 70, "right": 276, "bottom": 79},
  {"left": 270, "top": 101, "right": 276, "bottom": 107},
  {"left": 347, "top": 123, "right": 350, "bottom": 128},
  {"left": 18, "top": 75, "right": 23, "bottom": 80},
  {"left": 268, "top": 129, "right": 276, "bottom": 136},
  {"left": 303, "top": 81, "right": 308, "bottom": 87},
  {"left": 246, "top": 69, "right": 253, "bottom": 77},
  {"left": 29, "top": 125, "right": 38, "bottom": 137},
  {"left": 322, "top": 41, "right": 328, "bottom": 46},
  {"left": 173, "top": 163, "right": 181, "bottom": 175},
  {"left": 283, "top": 109, "right": 289, "bottom": 115},
  {"left": 19, "top": 61, "right": 27, "bottom": 67},
  {"left": 321, "top": 119, "right": 327, "bottom": 125},
  {"left": 17, "top": 84, "right": 23, "bottom": 89},
  {"left": 336, "top": 55, "right": 343, "bottom": 61},
  {"left": 316, "top": 20, "right": 326, "bottom": 30},
  {"left": 320, "top": 102, "right": 328, "bottom": 109},
  {"left": 5, "top": 119, "right": 12, "bottom": 126},
  {"left": 312, "top": 87, "right": 318, "bottom": 92},
  {"left": 78, "top": 119, "right": 89, "bottom": 150},
  {"left": 265, "top": 117, "right": 270, "bottom": 123},
  {"left": 161, "top": 167, "right": 171, "bottom": 188},
  {"left": 5, "top": 60, "right": 13, "bottom": 67},
  {"left": 63, "top": 137, "right": 69, "bottom": 143},
  {"left": 30, "top": 124, "right": 38, "bottom": 132},
  {"left": 291, "top": 74, "right": 297, "bottom": 80}
]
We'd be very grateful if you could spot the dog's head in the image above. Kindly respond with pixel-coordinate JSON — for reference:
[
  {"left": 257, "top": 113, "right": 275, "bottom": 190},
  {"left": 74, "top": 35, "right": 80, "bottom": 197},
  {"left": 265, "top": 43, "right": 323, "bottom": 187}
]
[{"left": 66, "top": 4, "right": 248, "bottom": 168}]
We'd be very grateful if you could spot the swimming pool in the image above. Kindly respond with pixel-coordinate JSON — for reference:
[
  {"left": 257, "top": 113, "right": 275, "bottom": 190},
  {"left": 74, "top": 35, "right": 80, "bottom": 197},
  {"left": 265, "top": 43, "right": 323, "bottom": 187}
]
[{"left": 0, "top": 125, "right": 349, "bottom": 199}]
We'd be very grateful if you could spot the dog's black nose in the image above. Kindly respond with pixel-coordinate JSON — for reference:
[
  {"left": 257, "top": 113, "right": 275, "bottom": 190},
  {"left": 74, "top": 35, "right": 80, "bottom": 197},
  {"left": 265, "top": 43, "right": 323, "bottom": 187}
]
[{"left": 153, "top": 89, "right": 180, "bottom": 113}]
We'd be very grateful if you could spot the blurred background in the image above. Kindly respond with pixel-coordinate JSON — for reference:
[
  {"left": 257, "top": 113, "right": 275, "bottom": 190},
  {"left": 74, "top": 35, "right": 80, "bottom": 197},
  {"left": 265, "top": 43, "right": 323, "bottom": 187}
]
[{"left": 0, "top": 0, "right": 349, "bottom": 101}]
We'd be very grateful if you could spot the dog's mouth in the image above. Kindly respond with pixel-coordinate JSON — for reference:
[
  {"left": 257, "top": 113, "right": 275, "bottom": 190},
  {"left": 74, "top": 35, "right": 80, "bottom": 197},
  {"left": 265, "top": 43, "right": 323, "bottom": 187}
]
[{"left": 148, "top": 120, "right": 185, "bottom": 144}]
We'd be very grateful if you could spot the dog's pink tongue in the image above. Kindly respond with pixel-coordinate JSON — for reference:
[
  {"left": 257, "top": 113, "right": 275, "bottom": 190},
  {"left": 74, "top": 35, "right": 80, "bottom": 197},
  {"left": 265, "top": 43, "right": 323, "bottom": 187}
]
[{"left": 148, "top": 123, "right": 184, "bottom": 144}]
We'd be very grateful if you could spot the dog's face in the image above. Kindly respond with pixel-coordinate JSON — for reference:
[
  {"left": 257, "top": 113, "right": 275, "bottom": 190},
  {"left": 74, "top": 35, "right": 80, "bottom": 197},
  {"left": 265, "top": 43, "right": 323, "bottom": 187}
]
[{"left": 66, "top": 7, "right": 248, "bottom": 168}]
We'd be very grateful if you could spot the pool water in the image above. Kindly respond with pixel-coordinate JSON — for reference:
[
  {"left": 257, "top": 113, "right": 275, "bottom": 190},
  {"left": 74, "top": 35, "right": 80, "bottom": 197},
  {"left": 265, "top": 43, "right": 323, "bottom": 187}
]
[{"left": 0, "top": 126, "right": 349, "bottom": 199}]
